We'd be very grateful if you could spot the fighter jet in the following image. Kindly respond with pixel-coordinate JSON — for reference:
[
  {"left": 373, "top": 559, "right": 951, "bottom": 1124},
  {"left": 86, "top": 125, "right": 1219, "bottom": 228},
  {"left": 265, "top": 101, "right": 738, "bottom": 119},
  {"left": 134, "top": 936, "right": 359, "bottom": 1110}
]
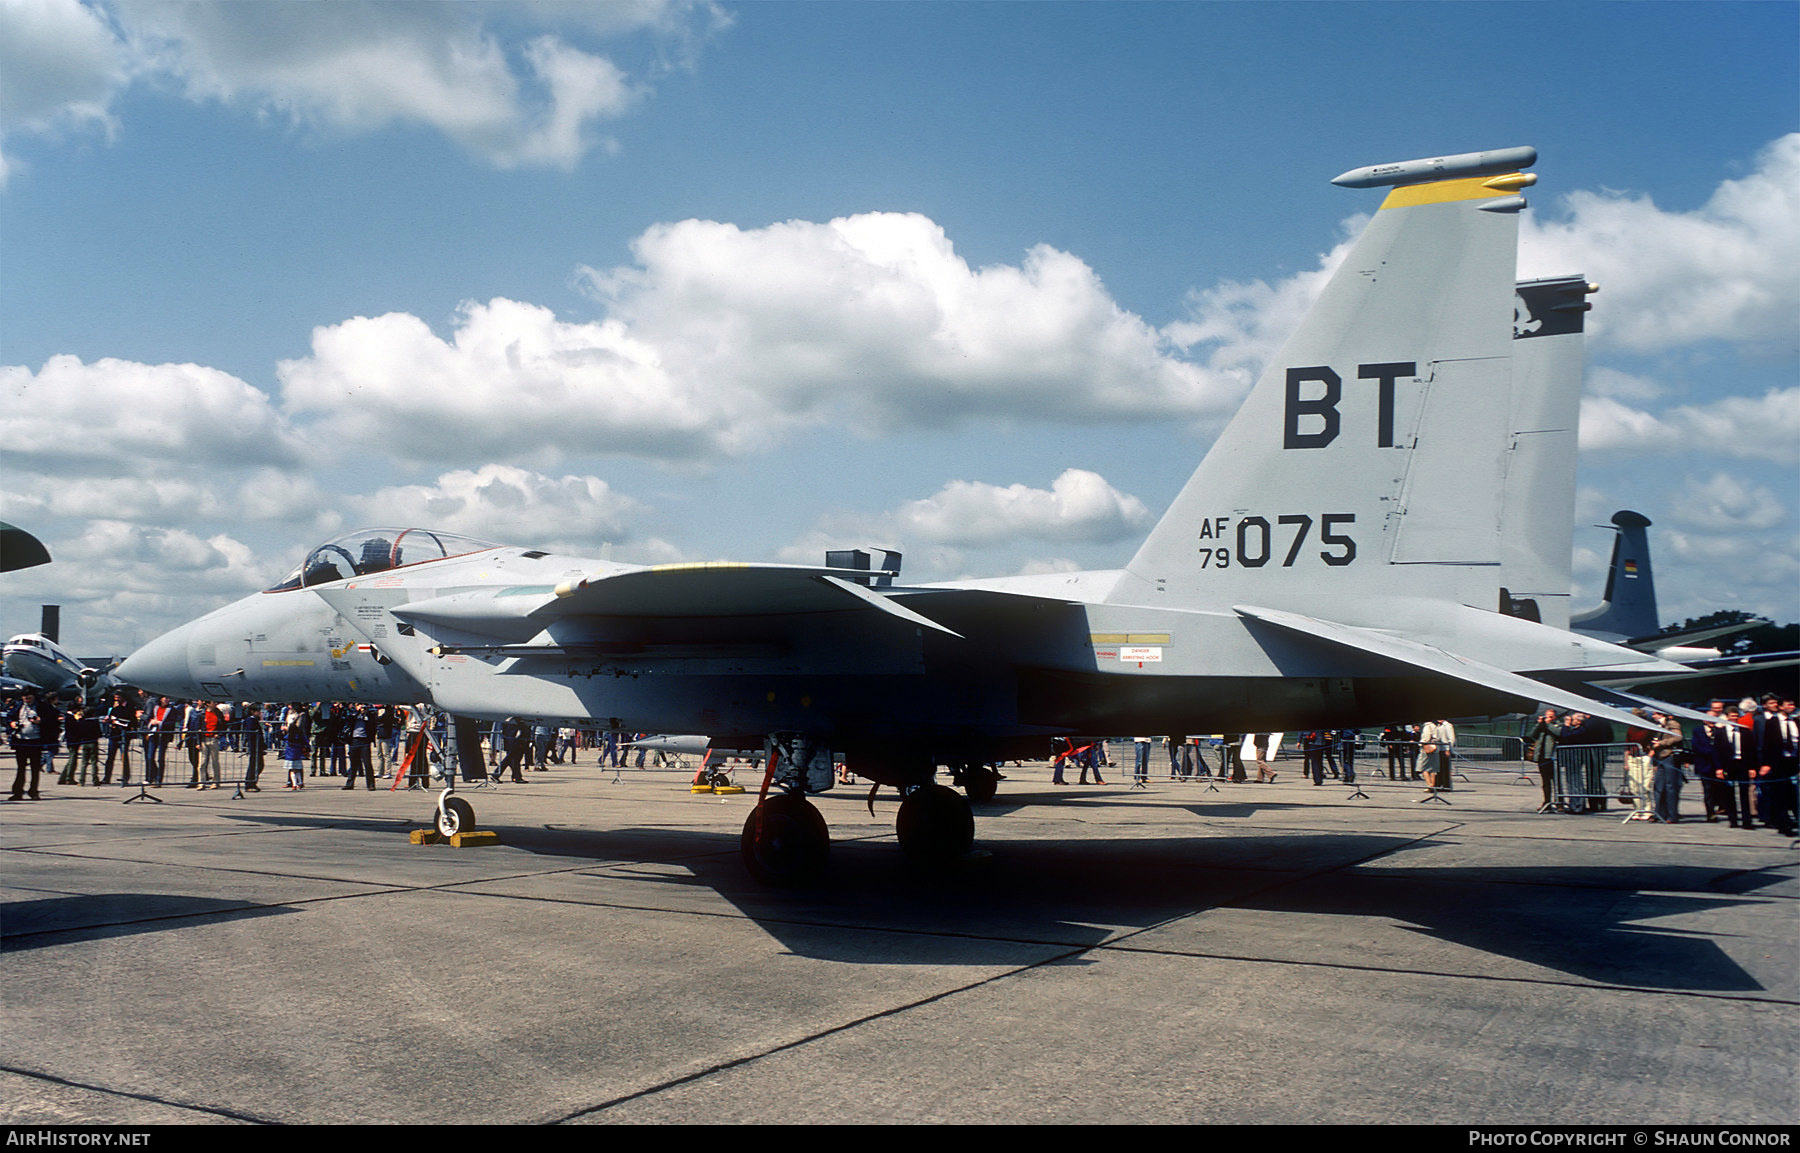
[{"left": 119, "top": 146, "right": 1685, "bottom": 881}]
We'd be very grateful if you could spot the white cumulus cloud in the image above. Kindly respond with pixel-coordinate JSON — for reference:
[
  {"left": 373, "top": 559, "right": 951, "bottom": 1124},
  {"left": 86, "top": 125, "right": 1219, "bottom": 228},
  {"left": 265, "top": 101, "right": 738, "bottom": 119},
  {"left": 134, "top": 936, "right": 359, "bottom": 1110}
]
[
  {"left": 0, "top": 354, "right": 304, "bottom": 468},
  {"left": 1163, "top": 218, "right": 1362, "bottom": 387},
  {"left": 1668, "top": 473, "right": 1788, "bottom": 533},
  {"left": 277, "top": 300, "right": 728, "bottom": 463},
  {"left": 0, "top": 519, "right": 283, "bottom": 652},
  {"left": 777, "top": 468, "right": 1150, "bottom": 582},
  {"left": 0, "top": 0, "right": 130, "bottom": 184},
  {"left": 582, "top": 212, "right": 1233, "bottom": 431},
  {"left": 351, "top": 464, "right": 646, "bottom": 553},
  {"left": 279, "top": 212, "right": 1236, "bottom": 467},
  {"left": 1, "top": 0, "right": 726, "bottom": 178},
  {"left": 1521, "top": 133, "right": 1800, "bottom": 353},
  {"left": 1578, "top": 386, "right": 1799, "bottom": 462},
  {"left": 892, "top": 468, "right": 1152, "bottom": 548},
  {"left": 121, "top": 1, "right": 646, "bottom": 169}
]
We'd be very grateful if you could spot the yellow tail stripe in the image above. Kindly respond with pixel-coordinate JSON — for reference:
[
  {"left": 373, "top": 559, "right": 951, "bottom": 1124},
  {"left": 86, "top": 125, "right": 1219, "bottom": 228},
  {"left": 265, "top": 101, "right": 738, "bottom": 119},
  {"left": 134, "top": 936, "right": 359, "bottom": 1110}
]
[{"left": 1380, "top": 173, "right": 1524, "bottom": 210}]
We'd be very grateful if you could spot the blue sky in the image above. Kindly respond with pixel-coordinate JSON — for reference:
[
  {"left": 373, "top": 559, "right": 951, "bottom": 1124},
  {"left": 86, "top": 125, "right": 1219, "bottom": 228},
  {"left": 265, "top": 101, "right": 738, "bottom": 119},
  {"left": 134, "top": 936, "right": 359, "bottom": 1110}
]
[{"left": 2, "top": 0, "right": 1796, "bottom": 656}]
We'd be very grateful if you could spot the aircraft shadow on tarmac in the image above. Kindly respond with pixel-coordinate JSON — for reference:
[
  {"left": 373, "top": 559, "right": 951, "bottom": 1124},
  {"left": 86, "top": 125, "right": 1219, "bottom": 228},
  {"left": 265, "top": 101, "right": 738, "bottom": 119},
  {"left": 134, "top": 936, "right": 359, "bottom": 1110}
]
[
  {"left": 2, "top": 893, "right": 294, "bottom": 952},
  {"left": 506, "top": 821, "right": 1785, "bottom": 994},
  {"left": 174, "top": 808, "right": 1792, "bottom": 993},
  {"left": 961, "top": 790, "right": 1329, "bottom": 820}
]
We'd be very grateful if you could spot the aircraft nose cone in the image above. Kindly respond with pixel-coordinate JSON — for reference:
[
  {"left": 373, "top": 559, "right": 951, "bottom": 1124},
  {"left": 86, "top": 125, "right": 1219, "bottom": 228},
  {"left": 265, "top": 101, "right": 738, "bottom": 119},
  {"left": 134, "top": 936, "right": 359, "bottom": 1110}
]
[{"left": 117, "top": 626, "right": 193, "bottom": 696}]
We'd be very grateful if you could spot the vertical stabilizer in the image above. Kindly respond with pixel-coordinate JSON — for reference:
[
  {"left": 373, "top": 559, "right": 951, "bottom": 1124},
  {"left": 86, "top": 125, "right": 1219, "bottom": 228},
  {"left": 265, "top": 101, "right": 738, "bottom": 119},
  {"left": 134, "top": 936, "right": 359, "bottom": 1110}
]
[
  {"left": 1112, "top": 149, "right": 1534, "bottom": 613},
  {"left": 1496, "top": 276, "right": 1595, "bottom": 630}
]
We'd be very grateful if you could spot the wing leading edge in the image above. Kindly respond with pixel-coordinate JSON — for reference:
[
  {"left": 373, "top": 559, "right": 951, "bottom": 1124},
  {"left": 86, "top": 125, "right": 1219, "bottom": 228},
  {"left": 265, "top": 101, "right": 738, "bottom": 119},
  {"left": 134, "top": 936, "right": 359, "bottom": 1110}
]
[{"left": 380, "top": 562, "right": 962, "bottom": 643}]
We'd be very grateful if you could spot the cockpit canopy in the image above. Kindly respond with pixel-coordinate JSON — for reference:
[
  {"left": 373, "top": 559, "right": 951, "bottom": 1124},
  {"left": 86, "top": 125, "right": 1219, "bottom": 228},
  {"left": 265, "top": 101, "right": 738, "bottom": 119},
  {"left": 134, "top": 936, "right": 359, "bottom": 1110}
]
[{"left": 265, "top": 528, "right": 499, "bottom": 592}]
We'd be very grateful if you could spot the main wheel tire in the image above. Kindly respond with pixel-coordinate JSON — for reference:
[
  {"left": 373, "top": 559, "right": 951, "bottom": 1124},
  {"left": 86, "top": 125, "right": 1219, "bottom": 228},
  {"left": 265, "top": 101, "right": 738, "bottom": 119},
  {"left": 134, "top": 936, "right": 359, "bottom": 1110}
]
[
  {"left": 961, "top": 763, "right": 998, "bottom": 804},
  {"left": 897, "top": 783, "right": 975, "bottom": 868},
  {"left": 436, "top": 796, "right": 476, "bottom": 837},
  {"left": 741, "top": 794, "right": 830, "bottom": 885}
]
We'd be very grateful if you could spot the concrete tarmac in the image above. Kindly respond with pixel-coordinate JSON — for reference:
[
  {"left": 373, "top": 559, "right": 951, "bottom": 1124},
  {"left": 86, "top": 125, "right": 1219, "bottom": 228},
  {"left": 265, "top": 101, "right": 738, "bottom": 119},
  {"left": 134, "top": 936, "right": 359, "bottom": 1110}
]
[{"left": 3, "top": 755, "right": 1795, "bottom": 1125}]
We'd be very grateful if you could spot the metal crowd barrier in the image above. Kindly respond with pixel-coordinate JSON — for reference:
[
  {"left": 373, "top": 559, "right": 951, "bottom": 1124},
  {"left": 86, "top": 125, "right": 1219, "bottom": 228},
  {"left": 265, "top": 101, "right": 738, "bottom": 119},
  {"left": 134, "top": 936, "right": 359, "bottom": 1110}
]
[
  {"left": 36, "top": 725, "right": 438, "bottom": 802},
  {"left": 26, "top": 720, "right": 740, "bottom": 803},
  {"left": 1088, "top": 733, "right": 1559, "bottom": 802},
  {"left": 29, "top": 726, "right": 1645, "bottom": 816},
  {"left": 1546, "top": 742, "right": 1637, "bottom": 815}
]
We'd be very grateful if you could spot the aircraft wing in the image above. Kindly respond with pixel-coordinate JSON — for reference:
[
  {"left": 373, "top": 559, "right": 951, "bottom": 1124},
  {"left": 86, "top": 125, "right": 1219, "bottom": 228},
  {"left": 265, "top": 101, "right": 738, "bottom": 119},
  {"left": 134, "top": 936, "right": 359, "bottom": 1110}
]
[
  {"left": 381, "top": 562, "right": 963, "bottom": 643},
  {"left": 1233, "top": 604, "right": 1660, "bottom": 730}
]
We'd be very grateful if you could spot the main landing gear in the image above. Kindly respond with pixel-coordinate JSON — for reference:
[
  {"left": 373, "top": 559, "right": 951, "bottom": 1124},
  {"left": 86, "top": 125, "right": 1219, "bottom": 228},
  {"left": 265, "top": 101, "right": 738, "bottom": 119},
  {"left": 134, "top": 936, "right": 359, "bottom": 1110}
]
[
  {"left": 740, "top": 793, "right": 830, "bottom": 885},
  {"left": 896, "top": 782, "right": 974, "bottom": 866},
  {"left": 947, "top": 759, "right": 1000, "bottom": 804},
  {"left": 739, "top": 782, "right": 976, "bottom": 883},
  {"left": 738, "top": 736, "right": 980, "bottom": 883}
]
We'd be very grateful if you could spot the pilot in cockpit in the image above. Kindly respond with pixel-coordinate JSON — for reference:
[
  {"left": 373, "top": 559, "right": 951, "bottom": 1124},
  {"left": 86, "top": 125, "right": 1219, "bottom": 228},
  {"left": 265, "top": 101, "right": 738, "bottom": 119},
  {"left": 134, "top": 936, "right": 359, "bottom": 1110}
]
[{"left": 358, "top": 537, "right": 395, "bottom": 575}]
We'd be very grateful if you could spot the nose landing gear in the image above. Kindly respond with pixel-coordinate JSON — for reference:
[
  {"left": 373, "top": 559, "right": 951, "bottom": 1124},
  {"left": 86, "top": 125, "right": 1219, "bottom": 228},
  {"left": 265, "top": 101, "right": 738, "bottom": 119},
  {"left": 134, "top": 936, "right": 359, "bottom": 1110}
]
[{"left": 435, "top": 795, "right": 476, "bottom": 837}]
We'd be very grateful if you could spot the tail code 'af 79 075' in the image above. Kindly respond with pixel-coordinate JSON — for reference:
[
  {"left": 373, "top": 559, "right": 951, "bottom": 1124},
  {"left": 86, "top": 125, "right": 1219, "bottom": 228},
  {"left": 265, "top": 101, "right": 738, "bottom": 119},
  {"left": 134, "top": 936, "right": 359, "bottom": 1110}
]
[{"left": 119, "top": 147, "right": 1692, "bottom": 882}]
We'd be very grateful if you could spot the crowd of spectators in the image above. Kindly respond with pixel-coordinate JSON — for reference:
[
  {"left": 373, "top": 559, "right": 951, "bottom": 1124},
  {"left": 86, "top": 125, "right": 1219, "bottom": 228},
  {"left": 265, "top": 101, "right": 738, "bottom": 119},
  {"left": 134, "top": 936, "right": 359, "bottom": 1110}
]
[
  {"left": 1, "top": 690, "right": 695, "bottom": 799},
  {"left": 2, "top": 694, "right": 444, "bottom": 796},
  {"left": 1034, "top": 701, "right": 1797, "bottom": 837},
  {"left": 7, "top": 690, "right": 1794, "bottom": 836}
]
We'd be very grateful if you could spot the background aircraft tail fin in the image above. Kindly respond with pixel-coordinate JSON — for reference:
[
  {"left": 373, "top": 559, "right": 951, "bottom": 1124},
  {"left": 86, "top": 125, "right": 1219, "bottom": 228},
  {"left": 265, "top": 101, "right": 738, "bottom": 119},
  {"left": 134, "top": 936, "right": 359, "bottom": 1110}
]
[
  {"left": 1569, "top": 510, "right": 1659, "bottom": 642},
  {"left": 1113, "top": 148, "right": 1537, "bottom": 612}
]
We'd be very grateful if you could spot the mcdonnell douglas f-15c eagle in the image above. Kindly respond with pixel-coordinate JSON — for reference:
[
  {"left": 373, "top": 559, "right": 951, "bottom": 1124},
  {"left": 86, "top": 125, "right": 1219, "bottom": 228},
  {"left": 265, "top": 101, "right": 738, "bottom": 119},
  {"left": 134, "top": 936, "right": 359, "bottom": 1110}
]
[{"left": 118, "top": 147, "right": 1690, "bottom": 881}]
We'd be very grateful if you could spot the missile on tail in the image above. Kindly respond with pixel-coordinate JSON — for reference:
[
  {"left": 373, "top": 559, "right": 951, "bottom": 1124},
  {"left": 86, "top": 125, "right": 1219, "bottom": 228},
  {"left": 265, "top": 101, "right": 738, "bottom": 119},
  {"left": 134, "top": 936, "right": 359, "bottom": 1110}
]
[{"left": 1331, "top": 146, "right": 1539, "bottom": 189}]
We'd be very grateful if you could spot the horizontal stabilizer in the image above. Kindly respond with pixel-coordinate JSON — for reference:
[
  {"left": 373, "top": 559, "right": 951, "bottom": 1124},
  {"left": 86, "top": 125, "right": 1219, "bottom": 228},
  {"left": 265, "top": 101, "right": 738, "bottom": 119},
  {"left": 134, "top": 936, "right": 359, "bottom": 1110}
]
[
  {"left": 1570, "top": 686, "right": 1719, "bottom": 727},
  {"left": 1579, "top": 648, "right": 1800, "bottom": 691},
  {"left": 1626, "top": 618, "right": 1770, "bottom": 652},
  {"left": 1234, "top": 604, "right": 1654, "bottom": 730}
]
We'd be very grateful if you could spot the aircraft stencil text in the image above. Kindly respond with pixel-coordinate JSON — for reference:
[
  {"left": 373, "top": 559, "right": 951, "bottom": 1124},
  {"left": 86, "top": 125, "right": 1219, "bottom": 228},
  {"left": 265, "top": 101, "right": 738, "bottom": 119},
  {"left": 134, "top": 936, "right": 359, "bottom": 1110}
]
[
  {"left": 1283, "top": 362, "right": 1417, "bottom": 449},
  {"left": 1196, "top": 513, "right": 1356, "bottom": 568}
]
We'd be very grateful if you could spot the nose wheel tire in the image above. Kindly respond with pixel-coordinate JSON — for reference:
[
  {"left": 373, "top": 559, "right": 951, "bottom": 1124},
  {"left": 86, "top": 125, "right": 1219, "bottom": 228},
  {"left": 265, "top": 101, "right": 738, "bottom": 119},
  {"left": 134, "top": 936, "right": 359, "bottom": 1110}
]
[
  {"left": 897, "top": 783, "right": 975, "bottom": 868},
  {"left": 741, "top": 794, "right": 830, "bottom": 885},
  {"left": 436, "top": 796, "right": 476, "bottom": 838}
]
